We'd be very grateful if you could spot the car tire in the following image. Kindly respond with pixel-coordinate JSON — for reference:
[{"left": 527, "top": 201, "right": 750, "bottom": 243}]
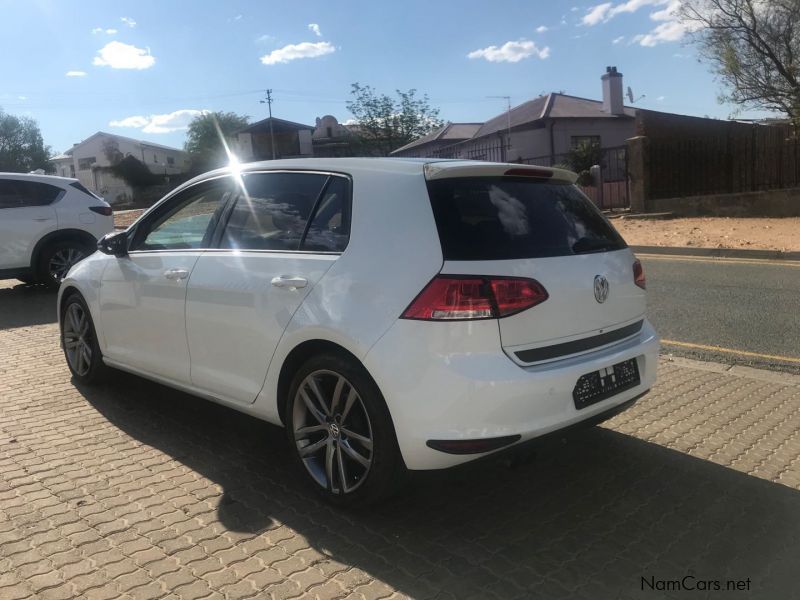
[
  {"left": 286, "top": 353, "right": 406, "bottom": 507},
  {"left": 60, "top": 292, "right": 108, "bottom": 385},
  {"left": 37, "top": 240, "right": 93, "bottom": 288}
]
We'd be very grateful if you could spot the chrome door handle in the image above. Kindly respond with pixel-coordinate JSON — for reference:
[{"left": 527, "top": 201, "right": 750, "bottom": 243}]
[
  {"left": 33, "top": 217, "right": 52, "bottom": 222},
  {"left": 271, "top": 275, "right": 308, "bottom": 289},
  {"left": 164, "top": 268, "right": 189, "bottom": 280}
]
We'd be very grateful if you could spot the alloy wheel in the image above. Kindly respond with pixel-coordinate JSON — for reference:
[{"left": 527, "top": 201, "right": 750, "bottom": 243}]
[
  {"left": 49, "top": 247, "right": 86, "bottom": 282},
  {"left": 292, "top": 370, "right": 374, "bottom": 494},
  {"left": 63, "top": 302, "right": 93, "bottom": 377}
]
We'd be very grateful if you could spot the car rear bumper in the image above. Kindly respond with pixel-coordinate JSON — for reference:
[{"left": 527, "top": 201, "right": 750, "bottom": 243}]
[{"left": 364, "top": 318, "right": 659, "bottom": 470}]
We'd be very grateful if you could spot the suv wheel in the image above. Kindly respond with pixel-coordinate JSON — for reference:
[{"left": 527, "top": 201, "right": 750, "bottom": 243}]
[
  {"left": 38, "top": 240, "right": 92, "bottom": 287},
  {"left": 60, "top": 293, "right": 108, "bottom": 384},
  {"left": 286, "top": 353, "right": 405, "bottom": 507}
]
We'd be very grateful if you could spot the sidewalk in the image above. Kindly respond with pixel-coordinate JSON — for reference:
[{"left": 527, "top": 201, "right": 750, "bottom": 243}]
[{"left": 614, "top": 216, "right": 800, "bottom": 253}]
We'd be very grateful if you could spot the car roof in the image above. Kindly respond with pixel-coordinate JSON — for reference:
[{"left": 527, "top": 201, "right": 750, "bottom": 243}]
[{"left": 0, "top": 172, "right": 79, "bottom": 186}]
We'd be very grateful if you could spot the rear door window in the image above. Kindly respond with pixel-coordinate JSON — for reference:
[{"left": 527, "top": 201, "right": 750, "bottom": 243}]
[
  {"left": 219, "top": 172, "right": 349, "bottom": 252},
  {"left": 426, "top": 177, "right": 626, "bottom": 260},
  {"left": 0, "top": 179, "right": 62, "bottom": 208}
]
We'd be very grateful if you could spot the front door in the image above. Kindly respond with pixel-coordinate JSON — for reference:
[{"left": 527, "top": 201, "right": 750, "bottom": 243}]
[
  {"left": 186, "top": 171, "right": 351, "bottom": 404},
  {"left": 99, "top": 177, "right": 234, "bottom": 383}
]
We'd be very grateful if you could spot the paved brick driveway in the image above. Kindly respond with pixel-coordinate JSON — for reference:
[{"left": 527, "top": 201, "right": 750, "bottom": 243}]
[{"left": 1, "top": 280, "right": 799, "bottom": 599}]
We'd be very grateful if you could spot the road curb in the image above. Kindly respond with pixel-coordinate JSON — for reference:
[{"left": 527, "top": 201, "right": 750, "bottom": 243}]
[
  {"left": 631, "top": 245, "right": 800, "bottom": 261},
  {"left": 662, "top": 355, "right": 800, "bottom": 387}
]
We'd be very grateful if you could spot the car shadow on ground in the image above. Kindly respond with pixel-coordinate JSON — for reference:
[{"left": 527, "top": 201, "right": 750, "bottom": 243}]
[
  {"left": 0, "top": 282, "right": 58, "bottom": 329},
  {"left": 77, "top": 371, "right": 800, "bottom": 599}
]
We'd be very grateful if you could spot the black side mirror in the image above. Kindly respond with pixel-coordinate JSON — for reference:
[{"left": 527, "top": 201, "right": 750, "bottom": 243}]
[{"left": 98, "top": 231, "right": 129, "bottom": 257}]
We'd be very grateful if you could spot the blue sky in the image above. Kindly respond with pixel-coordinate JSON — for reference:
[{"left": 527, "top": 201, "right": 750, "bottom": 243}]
[{"left": 0, "top": 0, "right": 770, "bottom": 153}]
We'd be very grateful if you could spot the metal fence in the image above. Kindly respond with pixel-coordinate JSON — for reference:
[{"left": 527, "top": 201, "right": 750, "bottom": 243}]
[
  {"left": 648, "top": 126, "right": 800, "bottom": 199},
  {"left": 519, "top": 146, "right": 630, "bottom": 210}
]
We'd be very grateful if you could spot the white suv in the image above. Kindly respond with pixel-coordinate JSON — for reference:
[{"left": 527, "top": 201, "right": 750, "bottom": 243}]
[
  {"left": 58, "top": 158, "right": 659, "bottom": 506},
  {"left": 0, "top": 173, "right": 113, "bottom": 286}
]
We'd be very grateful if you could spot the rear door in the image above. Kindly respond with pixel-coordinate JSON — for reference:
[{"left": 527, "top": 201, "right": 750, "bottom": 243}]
[
  {"left": 0, "top": 179, "right": 59, "bottom": 270},
  {"left": 185, "top": 171, "right": 351, "bottom": 404},
  {"left": 427, "top": 175, "right": 645, "bottom": 362}
]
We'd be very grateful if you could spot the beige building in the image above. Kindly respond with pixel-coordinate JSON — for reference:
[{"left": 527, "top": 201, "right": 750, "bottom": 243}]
[{"left": 52, "top": 132, "right": 190, "bottom": 205}]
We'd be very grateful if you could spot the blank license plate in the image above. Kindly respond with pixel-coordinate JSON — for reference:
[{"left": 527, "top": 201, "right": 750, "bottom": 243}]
[{"left": 573, "top": 358, "right": 640, "bottom": 410}]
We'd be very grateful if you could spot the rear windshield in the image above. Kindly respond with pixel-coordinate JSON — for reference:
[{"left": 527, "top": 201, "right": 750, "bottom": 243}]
[{"left": 427, "top": 177, "right": 626, "bottom": 261}]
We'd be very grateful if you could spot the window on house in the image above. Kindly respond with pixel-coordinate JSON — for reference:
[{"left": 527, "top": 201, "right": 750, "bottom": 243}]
[
  {"left": 70, "top": 165, "right": 76, "bottom": 177},
  {"left": 77, "top": 157, "right": 96, "bottom": 170},
  {"left": 326, "top": 126, "right": 333, "bottom": 138},
  {"left": 570, "top": 136, "right": 601, "bottom": 149},
  {"left": 167, "top": 156, "right": 175, "bottom": 166},
  {"left": 153, "top": 154, "right": 158, "bottom": 163}
]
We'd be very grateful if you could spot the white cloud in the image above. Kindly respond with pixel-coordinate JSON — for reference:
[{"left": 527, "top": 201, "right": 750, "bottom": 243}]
[
  {"left": 120, "top": 16, "right": 136, "bottom": 27},
  {"left": 65, "top": 70, "right": 87, "bottom": 77},
  {"left": 255, "top": 34, "right": 275, "bottom": 44},
  {"left": 93, "top": 41, "right": 155, "bottom": 69},
  {"left": 110, "top": 109, "right": 205, "bottom": 134},
  {"left": 467, "top": 39, "right": 550, "bottom": 63},
  {"left": 582, "top": 3, "right": 613, "bottom": 25},
  {"left": 308, "top": 23, "right": 322, "bottom": 37},
  {"left": 580, "top": 0, "right": 698, "bottom": 46},
  {"left": 536, "top": 25, "right": 548, "bottom": 33},
  {"left": 631, "top": 0, "right": 700, "bottom": 46},
  {"left": 233, "top": 14, "right": 243, "bottom": 21},
  {"left": 92, "top": 27, "right": 117, "bottom": 34},
  {"left": 582, "top": 0, "right": 667, "bottom": 25},
  {"left": 657, "top": 95, "right": 666, "bottom": 101},
  {"left": 18, "top": 96, "right": 26, "bottom": 101},
  {"left": 613, "top": 35, "right": 625, "bottom": 44},
  {"left": 260, "top": 41, "right": 335, "bottom": 65}
]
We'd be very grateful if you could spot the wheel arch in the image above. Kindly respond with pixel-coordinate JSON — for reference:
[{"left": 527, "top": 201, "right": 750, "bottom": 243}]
[
  {"left": 275, "top": 339, "right": 374, "bottom": 427},
  {"left": 31, "top": 229, "right": 97, "bottom": 269}
]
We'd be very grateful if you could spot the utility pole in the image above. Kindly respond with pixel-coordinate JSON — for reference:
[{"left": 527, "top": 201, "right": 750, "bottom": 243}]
[
  {"left": 260, "top": 89, "right": 276, "bottom": 159},
  {"left": 488, "top": 95, "right": 512, "bottom": 161}
]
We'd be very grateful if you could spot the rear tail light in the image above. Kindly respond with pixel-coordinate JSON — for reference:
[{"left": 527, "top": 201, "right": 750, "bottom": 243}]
[
  {"left": 89, "top": 206, "right": 113, "bottom": 216},
  {"left": 401, "top": 275, "right": 548, "bottom": 321},
  {"left": 633, "top": 259, "right": 646, "bottom": 289}
]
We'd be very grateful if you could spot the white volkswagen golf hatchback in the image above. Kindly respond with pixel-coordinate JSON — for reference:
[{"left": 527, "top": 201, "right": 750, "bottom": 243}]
[{"left": 58, "top": 158, "right": 659, "bottom": 505}]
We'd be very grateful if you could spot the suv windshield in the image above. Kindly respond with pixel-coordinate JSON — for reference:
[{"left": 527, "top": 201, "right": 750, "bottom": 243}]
[{"left": 427, "top": 177, "right": 627, "bottom": 261}]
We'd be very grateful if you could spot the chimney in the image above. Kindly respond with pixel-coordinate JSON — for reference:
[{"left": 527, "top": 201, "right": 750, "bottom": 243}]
[{"left": 602, "top": 66, "right": 624, "bottom": 115}]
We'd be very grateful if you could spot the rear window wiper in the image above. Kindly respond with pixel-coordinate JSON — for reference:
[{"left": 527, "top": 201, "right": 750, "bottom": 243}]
[{"left": 572, "top": 236, "right": 617, "bottom": 254}]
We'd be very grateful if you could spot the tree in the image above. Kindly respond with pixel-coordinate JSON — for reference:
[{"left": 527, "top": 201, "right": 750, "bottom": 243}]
[
  {"left": 345, "top": 83, "right": 443, "bottom": 155},
  {"left": 681, "top": 0, "right": 800, "bottom": 123},
  {"left": 184, "top": 111, "right": 250, "bottom": 172},
  {"left": 0, "top": 108, "right": 51, "bottom": 172}
]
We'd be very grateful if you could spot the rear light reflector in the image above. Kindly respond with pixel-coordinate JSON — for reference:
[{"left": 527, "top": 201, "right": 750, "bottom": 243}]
[
  {"left": 401, "top": 275, "right": 548, "bottom": 321},
  {"left": 427, "top": 435, "right": 521, "bottom": 455},
  {"left": 89, "top": 206, "right": 113, "bottom": 216},
  {"left": 633, "top": 259, "right": 646, "bottom": 289}
]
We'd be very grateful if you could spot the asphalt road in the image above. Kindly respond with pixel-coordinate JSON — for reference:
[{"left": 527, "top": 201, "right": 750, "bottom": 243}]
[{"left": 641, "top": 255, "right": 800, "bottom": 373}]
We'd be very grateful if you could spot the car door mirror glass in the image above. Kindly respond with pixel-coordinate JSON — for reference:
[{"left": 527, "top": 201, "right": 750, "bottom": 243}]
[{"left": 98, "top": 231, "right": 128, "bottom": 257}]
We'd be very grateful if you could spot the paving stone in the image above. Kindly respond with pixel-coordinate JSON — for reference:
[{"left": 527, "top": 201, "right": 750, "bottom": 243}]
[{"left": 1, "top": 283, "right": 799, "bottom": 600}]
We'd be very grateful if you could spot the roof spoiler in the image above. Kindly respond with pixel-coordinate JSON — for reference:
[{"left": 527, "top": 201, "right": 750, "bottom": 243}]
[{"left": 424, "top": 161, "right": 578, "bottom": 184}]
